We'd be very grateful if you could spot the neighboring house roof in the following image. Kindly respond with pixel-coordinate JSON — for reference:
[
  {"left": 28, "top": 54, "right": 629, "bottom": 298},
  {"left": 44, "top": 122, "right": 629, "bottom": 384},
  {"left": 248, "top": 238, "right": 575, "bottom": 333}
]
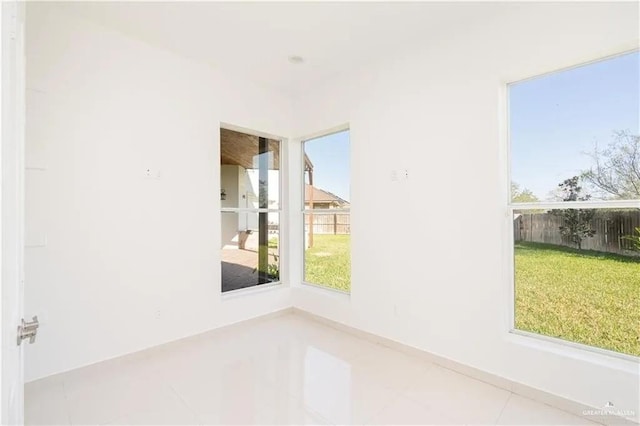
[{"left": 305, "top": 185, "right": 349, "bottom": 206}]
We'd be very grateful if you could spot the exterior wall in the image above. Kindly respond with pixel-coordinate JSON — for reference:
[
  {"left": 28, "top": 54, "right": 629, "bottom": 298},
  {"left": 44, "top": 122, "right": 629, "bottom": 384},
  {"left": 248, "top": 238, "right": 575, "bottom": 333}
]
[{"left": 221, "top": 165, "right": 242, "bottom": 248}]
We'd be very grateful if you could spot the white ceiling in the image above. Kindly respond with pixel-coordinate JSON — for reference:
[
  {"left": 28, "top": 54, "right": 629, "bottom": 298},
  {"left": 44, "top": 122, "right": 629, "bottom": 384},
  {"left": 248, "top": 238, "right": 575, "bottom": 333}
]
[{"left": 39, "top": 1, "right": 510, "bottom": 97}]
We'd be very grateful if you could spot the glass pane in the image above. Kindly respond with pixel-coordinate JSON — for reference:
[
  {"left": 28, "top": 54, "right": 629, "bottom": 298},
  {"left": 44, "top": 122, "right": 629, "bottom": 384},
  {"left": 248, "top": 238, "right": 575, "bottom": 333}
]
[
  {"left": 220, "top": 128, "right": 280, "bottom": 209},
  {"left": 510, "top": 51, "right": 639, "bottom": 202},
  {"left": 513, "top": 208, "right": 640, "bottom": 356},
  {"left": 221, "top": 212, "right": 280, "bottom": 293},
  {"left": 303, "top": 130, "right": 350, "bottom": 209},
  {"left": 304, "top": 212, "right": 351, "bottom": 292}
]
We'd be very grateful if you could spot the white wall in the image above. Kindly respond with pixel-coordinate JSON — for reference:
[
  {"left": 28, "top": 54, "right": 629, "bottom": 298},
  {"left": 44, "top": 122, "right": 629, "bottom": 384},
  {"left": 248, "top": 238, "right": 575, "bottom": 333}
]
[
  {"left": 291, "top": 2, "right": 640, "bottom": 420},
  {"left": 23, "top": 1, "right": 640, "bottom": 417},
  {"left": 24, "top": 5, "right": 293, "bottom": 381}
]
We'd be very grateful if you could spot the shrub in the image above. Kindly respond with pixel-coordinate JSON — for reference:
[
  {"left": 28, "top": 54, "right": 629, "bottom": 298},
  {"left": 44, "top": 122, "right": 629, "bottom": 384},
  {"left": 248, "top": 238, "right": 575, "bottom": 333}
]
[{"left": 623, "top": 227, "right": 640, "bottom": 251}]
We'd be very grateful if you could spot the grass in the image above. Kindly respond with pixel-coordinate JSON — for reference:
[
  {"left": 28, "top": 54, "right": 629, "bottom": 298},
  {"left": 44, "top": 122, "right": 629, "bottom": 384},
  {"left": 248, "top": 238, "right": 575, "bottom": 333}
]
[
  {"left": 268, "top": 236, "right": 278, "bottom": 249},
  {"left": 304, "top": 234, "right": 351, "bottom": 292},
  {"left": 515, "top": 242, "right": 640, "bottom": 357}
]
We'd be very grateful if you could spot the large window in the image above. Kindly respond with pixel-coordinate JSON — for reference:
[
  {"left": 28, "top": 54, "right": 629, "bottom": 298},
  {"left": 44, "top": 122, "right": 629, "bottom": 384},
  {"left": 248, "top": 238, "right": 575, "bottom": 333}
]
[
  {"left": 509, "top": 51, "right": 640, "bottom": 357},
  {"left": 302, "top": 130, "right": 351, "bottom": 292},
  {"left": 220, "top": 128, "right": 281, "bottom": 293}
]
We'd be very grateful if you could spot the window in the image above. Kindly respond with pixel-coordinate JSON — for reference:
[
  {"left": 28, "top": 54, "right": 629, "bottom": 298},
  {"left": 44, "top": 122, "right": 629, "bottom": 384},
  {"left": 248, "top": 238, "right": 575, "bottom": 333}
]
[
  {"left": 302, "top": 129, "right": 351, "bottom": 292},
  {"left": 220, "top": 128, "right": 281, "bottom": 293},
  {"left": 508, "top": 51, "right": 640, "bottom": 357}
]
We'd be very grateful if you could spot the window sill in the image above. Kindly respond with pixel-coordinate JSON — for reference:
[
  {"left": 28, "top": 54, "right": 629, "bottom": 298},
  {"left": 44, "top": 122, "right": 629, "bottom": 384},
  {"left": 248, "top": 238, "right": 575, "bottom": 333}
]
[
  {"left": 506, "top": 329, "right": 639, "bottom": 373},
  {"left": 299, "top": 281, "right": 351, "bottom": 298},
  {"left": 221, "top": 281, "right": 284, "bottom": 300}
]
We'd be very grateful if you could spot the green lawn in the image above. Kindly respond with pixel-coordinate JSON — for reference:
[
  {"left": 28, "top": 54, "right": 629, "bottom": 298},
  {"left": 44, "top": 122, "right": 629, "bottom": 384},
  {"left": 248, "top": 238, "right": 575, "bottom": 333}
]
[
  {"left": 305, "top": 234, "right": 351, "bottom": 292},
  {"left": 515, "top": 242, "right": 640, "bottom": 356}
]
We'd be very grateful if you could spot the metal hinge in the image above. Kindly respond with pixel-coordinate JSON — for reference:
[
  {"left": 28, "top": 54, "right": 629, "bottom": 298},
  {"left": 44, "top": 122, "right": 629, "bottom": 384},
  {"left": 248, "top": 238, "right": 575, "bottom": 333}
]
[{"left": 17, "top": 316, "right": 39, "bottom": 345}]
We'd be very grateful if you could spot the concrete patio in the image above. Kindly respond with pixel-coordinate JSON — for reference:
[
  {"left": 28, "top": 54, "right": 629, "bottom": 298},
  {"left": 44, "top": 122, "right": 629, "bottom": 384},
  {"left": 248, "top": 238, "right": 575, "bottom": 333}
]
[{"left": 222, "top": 233, "right": 279, "bottom": 292}]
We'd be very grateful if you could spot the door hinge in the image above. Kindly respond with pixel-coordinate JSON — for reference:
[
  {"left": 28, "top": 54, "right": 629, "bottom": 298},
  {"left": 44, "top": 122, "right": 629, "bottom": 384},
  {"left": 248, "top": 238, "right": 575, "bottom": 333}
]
[{"left": 17, "top": 316, "right": 39, "bottom": 345}]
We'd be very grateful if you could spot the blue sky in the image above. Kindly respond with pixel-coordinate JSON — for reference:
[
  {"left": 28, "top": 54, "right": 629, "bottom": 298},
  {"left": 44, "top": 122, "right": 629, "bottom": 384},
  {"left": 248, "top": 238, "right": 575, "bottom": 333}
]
[
  {"left": 510, "top": 50, "right": 639, "bottom": 200},
  {"left": 304, "top": 130, "right": 351, "bottom": 202}
]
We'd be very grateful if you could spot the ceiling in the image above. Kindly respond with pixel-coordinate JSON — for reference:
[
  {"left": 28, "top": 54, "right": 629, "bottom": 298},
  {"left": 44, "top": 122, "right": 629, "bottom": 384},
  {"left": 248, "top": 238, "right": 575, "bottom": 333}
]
[{"left": 37, "top": 1, "right": 510, "bottom": 97}]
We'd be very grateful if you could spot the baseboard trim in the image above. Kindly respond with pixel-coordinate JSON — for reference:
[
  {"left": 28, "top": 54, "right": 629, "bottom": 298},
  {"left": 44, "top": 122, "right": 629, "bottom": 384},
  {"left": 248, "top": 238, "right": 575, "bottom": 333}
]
[{"left": 292, "top": 307, "right": 639, "bottom": 426}]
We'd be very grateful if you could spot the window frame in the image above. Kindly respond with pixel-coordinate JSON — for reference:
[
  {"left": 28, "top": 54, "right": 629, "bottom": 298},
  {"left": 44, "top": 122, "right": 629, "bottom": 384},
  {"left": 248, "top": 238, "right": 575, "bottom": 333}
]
[
  {"left": 503, "top": 51, "right": 640, "bottom": 362},
  {"left": 219, "top": 123, "right": 285, "bottom": 296},
  {"left": 300, "top": 126, "right": 352, "bottom": 294}
]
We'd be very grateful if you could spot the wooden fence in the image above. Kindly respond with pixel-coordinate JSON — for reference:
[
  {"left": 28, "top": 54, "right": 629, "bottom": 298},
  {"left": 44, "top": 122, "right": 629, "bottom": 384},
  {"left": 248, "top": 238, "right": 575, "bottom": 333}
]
[
  {"left": 514, "top": 210, "right": 640, "bottom": 255},
  {"left": 305, "top": 213, "right": 350, "bottom": 235}
]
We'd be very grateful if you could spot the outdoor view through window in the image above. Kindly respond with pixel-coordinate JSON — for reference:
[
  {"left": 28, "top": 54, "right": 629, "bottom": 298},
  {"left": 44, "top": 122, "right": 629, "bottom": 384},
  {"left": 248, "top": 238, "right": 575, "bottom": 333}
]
[
  {"left": 509, "top": 51, "right": 639, "bottom": 357},
  {"left": 220, "top": 128, "right": 280, "bottom": 293},
  {"left": 303, "top": 130, "right": 351, "bottom": 292}
]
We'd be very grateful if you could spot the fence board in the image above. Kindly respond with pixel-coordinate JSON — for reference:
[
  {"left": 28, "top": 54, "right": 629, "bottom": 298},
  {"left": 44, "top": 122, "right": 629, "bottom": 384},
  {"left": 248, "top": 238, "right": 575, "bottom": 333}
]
[
  {"left": 305, "top": 213, "right": 350, "bottom": 235},
  {"left": 514, "top": 210, "right": 640, "bottom": 255}
]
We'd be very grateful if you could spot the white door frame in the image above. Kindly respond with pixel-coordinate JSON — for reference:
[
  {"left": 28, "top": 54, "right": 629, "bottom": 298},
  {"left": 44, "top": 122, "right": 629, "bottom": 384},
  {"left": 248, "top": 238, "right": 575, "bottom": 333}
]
[{"left": 1, "top": 0, "right": 26, "bottom": 424}]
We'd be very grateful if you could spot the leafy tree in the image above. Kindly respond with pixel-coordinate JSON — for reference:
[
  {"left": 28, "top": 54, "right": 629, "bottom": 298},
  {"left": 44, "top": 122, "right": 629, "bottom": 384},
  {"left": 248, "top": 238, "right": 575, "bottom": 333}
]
[
  {"left": 551, "top": 176, "right": 596, "bottom": 250},
  {"left": 511, "top": 182, "right": 540, "bottom": 203},
  {"left": 582, "top": 131, "right": 640, "bottom": 199}
]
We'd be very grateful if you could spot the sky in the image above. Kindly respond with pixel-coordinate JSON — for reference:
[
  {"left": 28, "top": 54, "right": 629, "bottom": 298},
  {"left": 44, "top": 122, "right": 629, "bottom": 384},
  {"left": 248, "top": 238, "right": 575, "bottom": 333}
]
[
  {"left": 510, "top": 50, "right": 639, "bottom": 201},
  {"left": 304, "top": 130, "right": 351, "bottom": 202}
]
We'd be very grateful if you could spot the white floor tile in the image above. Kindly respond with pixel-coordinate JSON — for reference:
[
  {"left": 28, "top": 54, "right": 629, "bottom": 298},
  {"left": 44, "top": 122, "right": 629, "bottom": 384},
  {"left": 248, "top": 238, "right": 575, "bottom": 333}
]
[
  {"left": 25, "top": 378, "right": 70, "bottom": 426},
  {"left": 497, "top": 394, "right": 598, "bottom": 425},
  {"left": 65, "top": 372, "right": 189, "bottom": 425},
  {"left": 254, "top": 390, "right": 332, "bottom": 426},
  {"left": 351, "top": 344, "right": 433, "bottom": 392},
  {"left": 403, "top": 364, "right": 511, "bottom": 424},
  {"left": 108, "top": 396, "right": 198, "bottom": 426},
  {"left": 366, "top": 393, "right": 458, "bottom": 425},
  {"left": 300, "top": 369, "right": 399, "bottom": 424},
  {"left": 24, "top": 314, "right": 599, "bottom": 426},
  {"left": 172, "top": 365, "right": 280, "bottom": 425}
]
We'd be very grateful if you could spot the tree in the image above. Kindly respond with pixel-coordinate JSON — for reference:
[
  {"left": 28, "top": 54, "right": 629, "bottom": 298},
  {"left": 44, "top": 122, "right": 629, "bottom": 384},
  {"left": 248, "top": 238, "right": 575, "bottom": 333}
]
[
  {"left": 582, "top": 131, "right": 640, "bottom": 199},
  {"left": 551, "top": 176, "right": 596, "bottom": 250},
  {"left": 511, "top": 182, "right": 540, "bottom": 203}
]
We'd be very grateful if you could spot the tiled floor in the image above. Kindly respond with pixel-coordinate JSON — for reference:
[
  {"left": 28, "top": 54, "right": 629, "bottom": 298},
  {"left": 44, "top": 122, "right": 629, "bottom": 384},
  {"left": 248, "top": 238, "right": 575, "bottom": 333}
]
[{"left": 26, "top": 313, "right": 597, "bottom": 425}]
